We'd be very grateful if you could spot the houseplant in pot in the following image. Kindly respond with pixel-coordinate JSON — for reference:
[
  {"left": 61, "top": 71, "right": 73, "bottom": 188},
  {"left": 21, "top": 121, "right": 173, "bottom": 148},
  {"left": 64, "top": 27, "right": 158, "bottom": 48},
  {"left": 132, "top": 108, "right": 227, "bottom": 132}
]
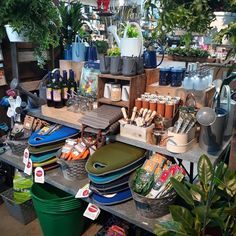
[
  {"left": 154, "top": 153, "right": 236, "bottom": 235},
  {"left": 95, "top": 40, "right": 110, "bottom": 74},
  {"left": 107, "top": 47, "right": 122, "bottom": 75},
  {"left": 0, "top": 0, "right": 62, "bottom": 68},
  {"left": 58, "top": 0, "right": 84, "bottom": 60}
]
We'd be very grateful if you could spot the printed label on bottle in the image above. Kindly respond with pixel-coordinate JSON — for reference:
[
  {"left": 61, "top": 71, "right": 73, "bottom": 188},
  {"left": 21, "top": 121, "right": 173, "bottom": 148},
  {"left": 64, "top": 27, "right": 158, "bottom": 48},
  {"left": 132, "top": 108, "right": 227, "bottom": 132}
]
[
  {"left": 63, "top": 87, "right": 68, "bottom": 99},
  {"left": 53, "top": 89, "right": 62, "bottom": 102},
  {"left": 46, "top": 88, "right": 52, "bottom": 100},
  {"left": 70, "top": 87, "right": 75, "bottom": 97}
]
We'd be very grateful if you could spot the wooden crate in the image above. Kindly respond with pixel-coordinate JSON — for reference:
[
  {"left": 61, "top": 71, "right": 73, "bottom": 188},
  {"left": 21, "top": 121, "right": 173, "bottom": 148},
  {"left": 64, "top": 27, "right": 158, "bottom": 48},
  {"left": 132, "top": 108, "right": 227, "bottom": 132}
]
[
  {"left": 145, "top": 68, "right": 159, "bottom": 87},
  {"left": 97, "top": 73, "right": 146, "bottom": 116},
  {"left": 41, "top": 105, "right": 83, "bottom": 127},
  {"left": 59, "top": 60, "right": 84, "bottom": 82},
  {"left": 146, "top": 83, "right": 215, "bottom": 108},
  {"left": 120, "top": 121, "right": 154, "bottom": 142}
]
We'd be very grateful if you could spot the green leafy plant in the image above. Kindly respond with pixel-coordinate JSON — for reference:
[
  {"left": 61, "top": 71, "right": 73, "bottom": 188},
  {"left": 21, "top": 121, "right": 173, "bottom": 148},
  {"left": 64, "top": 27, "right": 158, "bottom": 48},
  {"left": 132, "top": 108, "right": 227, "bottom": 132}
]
[
  {"left": 94, "top": 40, "right": 109, "bottom": 55},
  {"left": 107, "top": 47, "right": 121, "bottom": 57},
  {"left": 58, "top": 0, "right": 83, "bottom": 48},
  {"left": 154, "top": 154, "right": 236, "bottom": 236},
  {"left": 0, "top": 0, "right": 62, "bottom": 68},
  {"left": 126, "top": 25, "right": 139, "bottom": 38},
  {"left": 167, "top": 47, "right": 210, "bottom": 58},
  {"left": 157, "top": 0, "right": 215, "bottom": 47}
]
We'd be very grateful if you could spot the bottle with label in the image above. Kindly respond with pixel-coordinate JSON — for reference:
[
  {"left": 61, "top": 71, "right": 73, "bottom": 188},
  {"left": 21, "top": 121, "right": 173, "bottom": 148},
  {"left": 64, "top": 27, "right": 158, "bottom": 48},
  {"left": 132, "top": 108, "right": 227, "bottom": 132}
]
[
  {"left": 52, "top": 71, "right": 63, "bottom": 108},
  {"left": 62, "top": 70, "right": 69, "bottom": 106},
  {"left": 68, "top": 69, "right": 77, "bottom": 97},
  {"left": 46, "top": 71, "right": 54, "bottom": 107}
]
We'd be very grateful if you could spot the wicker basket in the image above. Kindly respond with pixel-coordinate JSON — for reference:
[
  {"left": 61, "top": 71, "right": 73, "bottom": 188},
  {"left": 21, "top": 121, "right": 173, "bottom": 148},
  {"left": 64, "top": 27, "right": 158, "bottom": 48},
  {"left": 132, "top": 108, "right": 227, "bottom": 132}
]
[
  {"left": 1, "top": 188, "right": 36, "bottom": 225},
  {"left": 129, "top": 173, "right": 177, "bottom": 218},
  {"left": 58, "top": 158, "right": 88, "bottom": 181}
]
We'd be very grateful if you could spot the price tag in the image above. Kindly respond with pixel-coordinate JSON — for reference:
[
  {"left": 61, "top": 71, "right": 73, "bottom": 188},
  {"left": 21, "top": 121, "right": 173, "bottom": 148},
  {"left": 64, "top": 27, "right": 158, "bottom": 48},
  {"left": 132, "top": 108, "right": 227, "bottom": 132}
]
[
  {"left": 24, "top": 159, "right": 32, "bottom": 176},
  {"left": 23, "top": 148, "right": 29, "bottom": 164},
  {"left": 34, "top": 167, "right": 45, "bottom": 183},
  {"left": 83, "top": 203, "right": 101, "bottom": 220},
  {"left": 75, "top": 184, "right": 91, "bottom": 198}
]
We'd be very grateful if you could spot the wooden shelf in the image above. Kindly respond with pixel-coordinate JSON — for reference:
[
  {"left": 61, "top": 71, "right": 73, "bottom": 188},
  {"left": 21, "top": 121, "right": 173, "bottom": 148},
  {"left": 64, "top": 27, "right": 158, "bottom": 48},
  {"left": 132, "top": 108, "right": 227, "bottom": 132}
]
[
  {"left": 98, "top": 74, "right": 146, "bottom": 116},
  {"left": 98, "top": 97, "right": 128, "bottom": 107},
  {"left": 0, "top": 149, "right": 171, "bottom": 233},
  {"left": 99, "top": 73, "right": 145, "bottom": 81}
]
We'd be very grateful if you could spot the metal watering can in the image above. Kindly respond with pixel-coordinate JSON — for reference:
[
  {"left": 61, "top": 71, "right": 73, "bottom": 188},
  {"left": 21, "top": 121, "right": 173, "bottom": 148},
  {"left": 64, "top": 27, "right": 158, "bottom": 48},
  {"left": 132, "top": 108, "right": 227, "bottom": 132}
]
[{"left": 107, "top": 22, "right": 143, "bottom": 57}]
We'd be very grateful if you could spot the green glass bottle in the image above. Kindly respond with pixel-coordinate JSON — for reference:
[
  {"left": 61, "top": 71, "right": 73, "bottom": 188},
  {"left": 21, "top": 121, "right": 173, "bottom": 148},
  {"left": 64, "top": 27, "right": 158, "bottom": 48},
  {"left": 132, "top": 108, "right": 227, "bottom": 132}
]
[
  {"left": 46, "top": 71, "right": 54, "bottom": 107},
  {"left": 62, "top": 70, "right": 69, "bottom": 106},
  {"left": 68, "top": 69, "right": 77, "bottom": 97},
  {"left": 52, "top": 71, "right": 63, "bottom": 108}
]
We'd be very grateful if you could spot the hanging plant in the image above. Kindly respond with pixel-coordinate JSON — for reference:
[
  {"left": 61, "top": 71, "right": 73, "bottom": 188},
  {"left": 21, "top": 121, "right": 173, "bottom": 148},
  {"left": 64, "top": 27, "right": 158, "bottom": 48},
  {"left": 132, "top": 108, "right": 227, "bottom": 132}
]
[{"left": 0, "top": 0, "right": 62, "bottom": 68}]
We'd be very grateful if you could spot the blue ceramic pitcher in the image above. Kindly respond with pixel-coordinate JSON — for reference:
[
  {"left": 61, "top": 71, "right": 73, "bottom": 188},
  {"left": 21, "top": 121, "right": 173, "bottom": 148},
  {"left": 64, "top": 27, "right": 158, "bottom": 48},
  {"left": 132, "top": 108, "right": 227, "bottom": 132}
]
[{"left": 72, "top": 35, "right": 86, "bottom": 61}]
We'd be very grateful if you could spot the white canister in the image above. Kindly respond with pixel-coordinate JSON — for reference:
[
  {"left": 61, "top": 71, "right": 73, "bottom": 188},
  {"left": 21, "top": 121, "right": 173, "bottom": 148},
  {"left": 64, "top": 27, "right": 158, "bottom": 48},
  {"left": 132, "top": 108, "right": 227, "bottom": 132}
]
[
  {"left": 104, "top": 83, "right": 113, "bottom": 99},
  {"left": 121, "top": 85, "right": 130, "bottom": 101}
]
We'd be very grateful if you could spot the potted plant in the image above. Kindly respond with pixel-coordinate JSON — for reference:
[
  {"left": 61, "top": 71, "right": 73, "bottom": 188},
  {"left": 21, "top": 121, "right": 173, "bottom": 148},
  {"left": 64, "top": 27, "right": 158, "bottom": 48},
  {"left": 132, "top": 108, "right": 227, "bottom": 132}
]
[
  {"left": 0, "top": 0, "right": 62, "bottom": 68},
  {"left": 94, "top": 40, "right": 109, "bottom": 57},
  {"left": 58, "top": 0, "right": 83, "bottom": 60},
  {"left": 107, "top": 47, "right": 122, "bottom": 75},
  {"left": 154, "top": 153, "right": 236, "bottom": 235},
  {"left": 96, "top": 40, "right": 110, "bottom": 74},
  {"left": 167, "top": 47, "right": 210, "bottom": 63},
  {"left": 144, "top": 0, "right": 214, "bottom": 62}
]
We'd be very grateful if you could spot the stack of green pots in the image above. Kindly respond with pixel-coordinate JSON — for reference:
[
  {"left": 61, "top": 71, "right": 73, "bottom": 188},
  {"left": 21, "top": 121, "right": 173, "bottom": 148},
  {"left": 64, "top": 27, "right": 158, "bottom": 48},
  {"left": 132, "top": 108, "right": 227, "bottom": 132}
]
[{"left": 30, "top": 183, "right": 86, "bottom": 236}]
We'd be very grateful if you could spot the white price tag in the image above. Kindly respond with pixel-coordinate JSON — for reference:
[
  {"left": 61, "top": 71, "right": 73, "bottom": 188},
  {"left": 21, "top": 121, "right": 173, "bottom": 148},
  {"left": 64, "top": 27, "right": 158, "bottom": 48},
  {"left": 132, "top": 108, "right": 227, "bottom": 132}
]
[
  {"left": 75, "top": 184, "right": 91, "bottom": 198},
  {"left": 83, "top": 203, "right": 101, "bottom": 220},
  {"left": 24, "top": 159, "right": 32, "bottom": 176},
  {"left": 23, "top": 148, "right": 29, "bottom": 164},
  {"left": 34, "top": 167, "right": 45, "bottom": 183}
]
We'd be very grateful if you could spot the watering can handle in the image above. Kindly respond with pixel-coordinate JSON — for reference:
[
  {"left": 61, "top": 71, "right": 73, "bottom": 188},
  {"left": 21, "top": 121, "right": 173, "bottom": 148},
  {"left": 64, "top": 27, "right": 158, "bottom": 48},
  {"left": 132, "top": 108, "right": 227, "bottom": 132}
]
[
  {"left": 124, "top": 22, "right": 143, "bottom": 56},
  {"left": 219, "top": 85, "right": 231, "bottom": 112}
]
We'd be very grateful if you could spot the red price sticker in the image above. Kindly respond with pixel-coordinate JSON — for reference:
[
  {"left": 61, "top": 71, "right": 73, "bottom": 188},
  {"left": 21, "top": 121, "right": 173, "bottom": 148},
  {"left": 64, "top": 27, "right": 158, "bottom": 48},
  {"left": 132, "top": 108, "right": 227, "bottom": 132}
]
[
  {"left": 83, "top": 203, "right": 100, "bottom": 220},
  {"left": 34, "top": 167, "right": 45, "bottom": 183},
  {"left": 24, "top": 159, "right": 32, "bottom": 176}
]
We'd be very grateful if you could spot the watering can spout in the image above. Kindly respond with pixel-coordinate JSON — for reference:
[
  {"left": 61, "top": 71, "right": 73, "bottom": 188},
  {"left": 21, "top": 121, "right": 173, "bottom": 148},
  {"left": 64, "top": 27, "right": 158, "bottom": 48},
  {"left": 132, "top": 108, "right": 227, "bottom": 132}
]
[{"left": 107, "top": 25, "right": 120, "bottom": 47}]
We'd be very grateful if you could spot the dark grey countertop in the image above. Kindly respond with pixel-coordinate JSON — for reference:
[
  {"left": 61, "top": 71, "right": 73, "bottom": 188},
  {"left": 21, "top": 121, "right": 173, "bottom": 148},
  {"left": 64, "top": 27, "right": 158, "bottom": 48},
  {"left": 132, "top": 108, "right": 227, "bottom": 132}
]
[{"left": 28, "top": 108, "right": 230, "bottom": 164}]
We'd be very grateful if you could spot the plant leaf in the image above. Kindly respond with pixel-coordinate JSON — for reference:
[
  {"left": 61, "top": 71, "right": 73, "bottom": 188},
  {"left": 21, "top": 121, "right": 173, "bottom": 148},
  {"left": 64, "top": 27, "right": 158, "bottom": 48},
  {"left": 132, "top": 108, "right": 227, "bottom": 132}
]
[
  {"left": 186, "top": 182, "right": 206, "bottom": 203},
  {"left": 198, "top": 154, "right": 213, "bottom": 190},
  {"left": 170, "top": 178, "right": 194, "bottom": 206},
  {"left": 192, "top": 206, "right": 207, "bottom": 223},
  {"left": 154, "top": 221, "right": 188, "bottom": 236},
  {"left": 169, "top": 205, "right": 193, "bottom": 230}
]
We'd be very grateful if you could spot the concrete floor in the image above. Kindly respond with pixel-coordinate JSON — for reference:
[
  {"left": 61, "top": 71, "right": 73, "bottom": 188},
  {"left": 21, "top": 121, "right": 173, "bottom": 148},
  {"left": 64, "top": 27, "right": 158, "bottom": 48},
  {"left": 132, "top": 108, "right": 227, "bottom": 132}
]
[
  {"left": 0, "top": 203, "right": 102, "bottom": 236},
  {"left": 0, "top": 203, "right": 43, "bottom": 236}
]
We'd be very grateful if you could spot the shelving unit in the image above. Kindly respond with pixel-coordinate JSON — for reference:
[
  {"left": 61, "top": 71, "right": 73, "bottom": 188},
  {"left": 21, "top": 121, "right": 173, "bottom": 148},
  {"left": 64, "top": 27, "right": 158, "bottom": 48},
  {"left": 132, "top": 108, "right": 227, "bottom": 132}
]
[
  {"left": 97, "top": 73, "right": 146, "bottom": 115},
  {"left": 0, "top": 149, "right": 171, "bottom": 233},
  {"left": 0, "top": 107, "right": 232, "bottom": 233}
]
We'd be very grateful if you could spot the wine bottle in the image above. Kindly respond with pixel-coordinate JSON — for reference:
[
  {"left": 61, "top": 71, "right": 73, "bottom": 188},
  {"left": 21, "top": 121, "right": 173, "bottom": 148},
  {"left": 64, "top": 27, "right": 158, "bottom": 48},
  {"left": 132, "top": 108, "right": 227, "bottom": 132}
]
[
  {"left": 68, "top": 69, "right": 77, "bottom": 97},
  {"left": 46, "top": 71, "right": 54, "bottom": 107},
  {"left": 62, "top": 70, "right": 69, "bottom": 106},
  {"left": 52, "top": 70, "right": 63, "bottom": 108}
]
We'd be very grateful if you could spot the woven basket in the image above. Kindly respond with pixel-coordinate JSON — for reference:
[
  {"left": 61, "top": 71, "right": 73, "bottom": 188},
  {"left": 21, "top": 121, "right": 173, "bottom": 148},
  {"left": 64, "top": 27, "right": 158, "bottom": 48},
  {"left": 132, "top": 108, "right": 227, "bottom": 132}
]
[
  {"left": 129, "top": 173, "right": 177, "bottom": 218},
  {"left": 58, "top": 158, "right": 88, "bottom": 181}
]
